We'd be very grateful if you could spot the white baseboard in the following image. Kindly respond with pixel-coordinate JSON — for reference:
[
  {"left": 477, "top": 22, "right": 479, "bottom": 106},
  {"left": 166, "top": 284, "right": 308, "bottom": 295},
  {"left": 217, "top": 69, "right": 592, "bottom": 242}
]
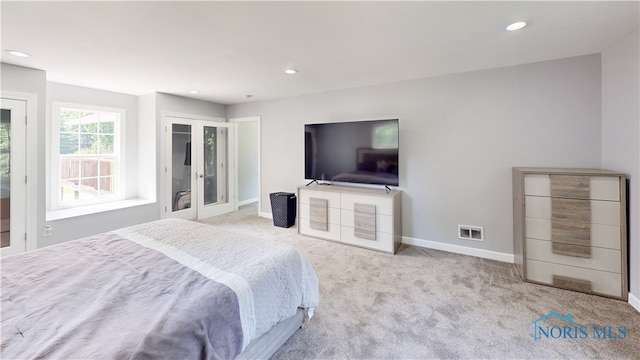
[
  {"left": 629, "top": 292, "right": 640, "bottom": 313},
  {"left": 260, "top": 211, "right": 273, "bottom": 219},
  {"left": 402, "top": 236, "right": 515, "bottom": 263},
  {"left": 238, "top": 197, "right": 259, "bottom": 207}
]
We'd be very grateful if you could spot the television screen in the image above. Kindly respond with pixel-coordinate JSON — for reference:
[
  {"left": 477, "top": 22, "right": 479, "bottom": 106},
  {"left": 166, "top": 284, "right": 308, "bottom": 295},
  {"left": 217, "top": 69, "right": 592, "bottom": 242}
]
[{"left": 305, "top": 119, "right": 399, "bottom": 186}]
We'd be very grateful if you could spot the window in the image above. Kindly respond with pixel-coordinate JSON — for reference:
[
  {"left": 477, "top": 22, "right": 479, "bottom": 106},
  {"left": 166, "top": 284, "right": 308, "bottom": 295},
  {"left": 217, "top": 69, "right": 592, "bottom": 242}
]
[{"left": 51, "top": 103, "right": 125, "bottom": 209}]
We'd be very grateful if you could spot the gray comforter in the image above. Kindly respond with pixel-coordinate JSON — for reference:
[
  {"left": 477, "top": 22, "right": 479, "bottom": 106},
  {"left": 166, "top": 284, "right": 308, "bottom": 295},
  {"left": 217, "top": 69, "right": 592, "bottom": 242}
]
[{"left": 1, "top": 219, "right": 319, "bottom": 359}]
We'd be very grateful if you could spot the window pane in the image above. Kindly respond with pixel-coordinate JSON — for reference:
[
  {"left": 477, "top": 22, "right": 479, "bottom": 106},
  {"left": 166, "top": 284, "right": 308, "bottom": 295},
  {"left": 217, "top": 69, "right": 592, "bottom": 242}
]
[
  {"left": 80, "top": 178, "right": 98, "bottom": 200},
  {"left": 100, "top": 176, "right": 114, "bottom": 194},
  {"left": 100, "top": 159, "right": 114, "bottom": 176},
  {"left": 99, "top": 134, "right": 114, "bottom": 154},
  {"left": 82, "top": 159, "right": 98, "bottom": 177},
  {"left": 79, "top": 134, "right": 98, "bottom": 154},
  {"left": 80, "top": 113, "right": 99, "bottom": 133},
  {"left": 99, "top": 116, "right": 116, "bottom": 134},
  {"left": 60, "top": 179, "right": 79, "bottom": 202},
  {"left": 59, "top": 108, "right": 80, "bottom": 132},
  {"left": 60, "top": 133, "right": 79, "bottom": 154},
  {"left": 60, "top": 158, "right": 80, "bottom": 180}
]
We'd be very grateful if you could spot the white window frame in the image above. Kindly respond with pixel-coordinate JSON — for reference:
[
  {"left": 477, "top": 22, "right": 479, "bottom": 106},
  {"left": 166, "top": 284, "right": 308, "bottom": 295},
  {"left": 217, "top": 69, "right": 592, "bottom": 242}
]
[{"left": 50, "top": 102, "right": 126, "bottom": 210}]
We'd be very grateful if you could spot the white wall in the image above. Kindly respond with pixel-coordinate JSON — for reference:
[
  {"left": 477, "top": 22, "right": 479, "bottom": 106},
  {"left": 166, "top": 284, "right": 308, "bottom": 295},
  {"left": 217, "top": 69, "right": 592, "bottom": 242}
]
[
  {"left": 137, "top": 93, "right": 157, "bottom": 201},
  {"left": 602, "top": 28, "right": 639, "bottom": 307},
  {"left": 227, "top": 54, "right": 603, "bottom": 257},
  {"left": 155, "top": 93, "right": 226, "bottom": 118}
]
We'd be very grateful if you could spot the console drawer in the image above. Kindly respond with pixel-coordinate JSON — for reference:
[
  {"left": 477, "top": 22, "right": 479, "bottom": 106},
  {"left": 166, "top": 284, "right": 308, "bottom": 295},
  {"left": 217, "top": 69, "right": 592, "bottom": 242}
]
[
  {"left": 299, "top": 189, "right": 341, "bottom": 209},
  {"left": 341, "top": 193, "right": 393, "bottom": 215},
  {"left": 341, "top": 210, "right": 393, "bottom": 234},
  {"left": 340, "top": 226, "right": 394, "bottom": 253},
  {"left": 299, "top": 217, "right": 341, "bottom": 241}
]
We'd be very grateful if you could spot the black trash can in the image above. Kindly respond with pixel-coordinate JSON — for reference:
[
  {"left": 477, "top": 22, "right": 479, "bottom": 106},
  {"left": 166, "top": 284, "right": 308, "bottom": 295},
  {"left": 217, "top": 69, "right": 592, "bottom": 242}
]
[{"left": 270, "top": 192, "right": 297, "bottom": 228}]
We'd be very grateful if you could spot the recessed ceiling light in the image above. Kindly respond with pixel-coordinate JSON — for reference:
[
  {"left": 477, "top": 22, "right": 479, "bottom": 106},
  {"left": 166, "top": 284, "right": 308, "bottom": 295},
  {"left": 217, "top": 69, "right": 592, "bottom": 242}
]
[
  {"left": 506, "top": 21, "right": 527, "bottom": 31},
  {"left": 284, "top": 69, "right": 298, "bottom": 75},
  {"left": 6, "top": 50, "right": 31, "bottom": 58},
  {"left": 189, "top": 90, "right": 200, "bottom": 94}
]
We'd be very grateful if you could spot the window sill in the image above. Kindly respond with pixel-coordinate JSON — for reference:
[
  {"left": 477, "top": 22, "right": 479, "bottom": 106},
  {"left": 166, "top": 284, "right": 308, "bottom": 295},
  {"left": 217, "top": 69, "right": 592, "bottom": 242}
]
[{"left": 46, "top": 198, "right": 155, "bottom": 221}]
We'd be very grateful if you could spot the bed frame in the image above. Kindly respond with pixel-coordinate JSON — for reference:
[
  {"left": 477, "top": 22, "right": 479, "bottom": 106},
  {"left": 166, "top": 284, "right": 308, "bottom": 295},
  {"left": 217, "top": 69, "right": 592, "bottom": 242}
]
[{"left": 236, "top": 309, "right": 305, "bottom": 359}]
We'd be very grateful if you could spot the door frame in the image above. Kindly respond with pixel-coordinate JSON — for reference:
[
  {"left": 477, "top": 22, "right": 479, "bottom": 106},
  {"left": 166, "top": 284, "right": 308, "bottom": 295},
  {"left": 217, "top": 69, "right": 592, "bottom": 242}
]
[
  {"left": 1, "top": 91, "right": 38, "bottom": 254},
  {"left": 161, "top": 111, "right": 236, "bottom": 220},
  {"left": 230, "top": 116, "right": 261, "bottom": 214}
]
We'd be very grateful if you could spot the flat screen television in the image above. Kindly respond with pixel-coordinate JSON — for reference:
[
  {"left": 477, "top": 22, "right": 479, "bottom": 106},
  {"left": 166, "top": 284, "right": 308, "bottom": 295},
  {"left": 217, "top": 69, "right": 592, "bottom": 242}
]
[{"left": 305, "top": 119, "right": 399, "bottom": 186}]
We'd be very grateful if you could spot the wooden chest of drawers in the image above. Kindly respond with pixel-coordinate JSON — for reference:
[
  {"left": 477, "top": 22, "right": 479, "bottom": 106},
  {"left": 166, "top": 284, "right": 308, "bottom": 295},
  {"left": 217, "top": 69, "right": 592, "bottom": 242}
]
[{"left": 513, "top": 167, "right": 628, "bottom": 300}]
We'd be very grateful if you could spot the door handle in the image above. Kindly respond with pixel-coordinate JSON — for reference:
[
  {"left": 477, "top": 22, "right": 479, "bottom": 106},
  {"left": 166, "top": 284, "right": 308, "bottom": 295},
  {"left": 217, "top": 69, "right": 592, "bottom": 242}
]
[{"left": 199, "top": 174, "right": 204, "bottom": 178}]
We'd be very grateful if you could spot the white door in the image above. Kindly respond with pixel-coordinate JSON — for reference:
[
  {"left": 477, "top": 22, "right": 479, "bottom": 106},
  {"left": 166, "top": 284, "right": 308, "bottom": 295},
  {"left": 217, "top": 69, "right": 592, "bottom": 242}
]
[
  {"left": 165, "top": 116, "right": 236, "bottom": 220},
  {"left": 0, "top": 98, "right": 27, "bottom": 256}
]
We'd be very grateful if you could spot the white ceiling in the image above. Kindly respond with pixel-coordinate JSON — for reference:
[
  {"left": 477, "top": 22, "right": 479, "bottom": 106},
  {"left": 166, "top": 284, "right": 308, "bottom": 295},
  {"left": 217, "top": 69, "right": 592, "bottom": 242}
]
[{"left": 1, "top": 1, "right": 638, "bottom": 105}]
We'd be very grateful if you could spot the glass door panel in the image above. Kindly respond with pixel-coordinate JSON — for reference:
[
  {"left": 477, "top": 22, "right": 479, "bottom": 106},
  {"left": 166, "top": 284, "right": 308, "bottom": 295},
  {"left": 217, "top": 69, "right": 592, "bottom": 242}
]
[
  {"left": 198, "top": 123, "right": 234, "bottom": 219},
  {"left": 1, "top": 109, "right": 10, "bottom": 249},
  {"left": 168, "top": 122, "right": 196, "bottom": 219},
  {"left": 203, "top": 126, "right": 226, "bottom": 206},
  {"left": 0, "top": 99, "right": 26, "bottom": 256}
]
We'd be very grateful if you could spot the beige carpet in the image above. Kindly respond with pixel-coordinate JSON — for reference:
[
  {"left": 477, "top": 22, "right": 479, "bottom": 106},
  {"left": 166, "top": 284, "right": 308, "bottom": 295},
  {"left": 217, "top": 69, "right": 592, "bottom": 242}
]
[{"left": 200, "top": 203, "right": 640, "bottom": 359}]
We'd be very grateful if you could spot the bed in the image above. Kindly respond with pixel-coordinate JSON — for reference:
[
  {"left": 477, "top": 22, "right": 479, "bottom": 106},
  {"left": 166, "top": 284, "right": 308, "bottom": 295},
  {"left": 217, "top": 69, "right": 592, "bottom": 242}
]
[{"left": 0, "top": 218, "right": 319, "bottom": 359}]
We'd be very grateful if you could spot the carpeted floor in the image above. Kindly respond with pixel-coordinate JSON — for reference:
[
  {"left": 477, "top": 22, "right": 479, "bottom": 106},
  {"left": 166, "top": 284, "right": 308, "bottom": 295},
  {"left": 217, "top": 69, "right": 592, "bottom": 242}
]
[{"left": 200, "top": 203, "right": 640, "bottom": 359}]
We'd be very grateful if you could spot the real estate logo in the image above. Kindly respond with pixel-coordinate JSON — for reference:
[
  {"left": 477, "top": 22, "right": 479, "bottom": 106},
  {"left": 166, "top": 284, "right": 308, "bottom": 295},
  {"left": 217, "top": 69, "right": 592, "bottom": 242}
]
[{"left": 528, "top": 312, "right": 627, "bottom": 341}]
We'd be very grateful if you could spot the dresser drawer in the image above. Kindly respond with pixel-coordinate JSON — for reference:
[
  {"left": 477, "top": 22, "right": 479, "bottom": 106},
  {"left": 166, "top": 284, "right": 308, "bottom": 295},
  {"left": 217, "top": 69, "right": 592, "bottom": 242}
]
[
  {"left": 299, "top": 200, "right": 341, "bottom": 224},
  {"left": 524, "top": 175, "right": 550, "bottom": 196},
  {"left": 341, "top": 210, "right": 393, "bottom": 234},
  {"left": 524, "top": 175, "right": 620, "bottom": 201},
  {"left": 525, "top": 238, "right": 621, "bottom": 273},
  {"left": 299, "top": 189, "right": 341, "bottom": 208},
  {"left": 340, "top": 193, "right": 393, "bottom": 215},
  {"left": 525, "top": 218, "right": 621, "bottom": 250},
  {"left": 299, "top": 217, "right": 341, "bottom": 241},
  {"left": 590, "top": 176, "right": 621, "bottom": 201},
  {"left": 591, "top": 200, "right": 621, "bottom": 226},
  {"left": 525, "top": 196, "right": 621, "bottom": 226},
  {"left": 525, "top": 196, "right": 551, "bottom": 219},
  {"left": 340, "top": 226, "right": 394, "bottom": 253},
  {"left": 526, "top": 259, "right": 622, "bottom": 298}
]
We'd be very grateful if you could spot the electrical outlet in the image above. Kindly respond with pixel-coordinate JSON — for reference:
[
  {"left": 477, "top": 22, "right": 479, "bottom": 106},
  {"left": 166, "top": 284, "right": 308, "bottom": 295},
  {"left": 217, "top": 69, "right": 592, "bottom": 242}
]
[
  {"left": 458, "top": 225, "right": 483, "bottom": 241},
  {"left": 43, "top": 225, "right": 52, "bottom": 237}
]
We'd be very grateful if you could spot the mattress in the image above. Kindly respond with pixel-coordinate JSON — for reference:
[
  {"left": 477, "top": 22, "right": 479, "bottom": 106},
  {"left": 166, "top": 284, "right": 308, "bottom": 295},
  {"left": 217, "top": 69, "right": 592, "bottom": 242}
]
[{"left": 0, "top": 218, "right": 319, "bottom": 359}]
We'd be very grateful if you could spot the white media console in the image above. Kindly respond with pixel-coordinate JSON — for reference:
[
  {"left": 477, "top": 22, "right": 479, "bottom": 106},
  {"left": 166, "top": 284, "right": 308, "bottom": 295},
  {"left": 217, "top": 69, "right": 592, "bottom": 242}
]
[{"left": 297, "top": 184, "right": 402, "bottom": 254}]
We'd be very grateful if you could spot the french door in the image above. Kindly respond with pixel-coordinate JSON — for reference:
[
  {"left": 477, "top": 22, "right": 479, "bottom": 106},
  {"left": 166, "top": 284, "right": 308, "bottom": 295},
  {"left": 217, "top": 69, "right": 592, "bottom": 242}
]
[
  {"left": 165, "top": 115, "right": 236, "bottom": 219},
  {"left": 0, "top": 98, "right": 27, "bottom": 256}
]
